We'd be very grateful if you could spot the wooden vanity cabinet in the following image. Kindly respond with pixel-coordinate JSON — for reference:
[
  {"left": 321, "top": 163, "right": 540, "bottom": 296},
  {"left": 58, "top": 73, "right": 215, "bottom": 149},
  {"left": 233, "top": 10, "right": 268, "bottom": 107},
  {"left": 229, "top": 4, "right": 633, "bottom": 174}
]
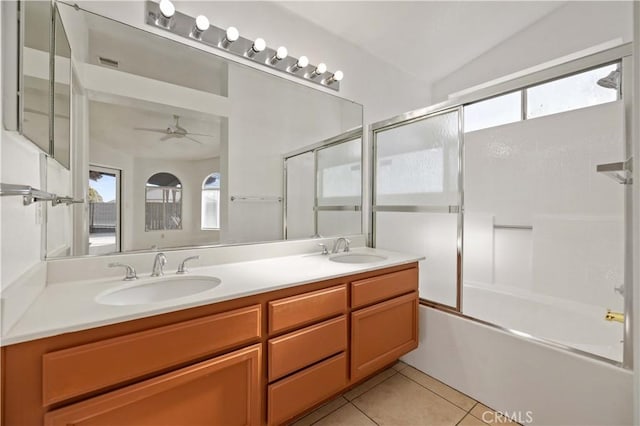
[
  {"left": 44, "top": 344, "right": 261, "bottom": 426},
  {"left": 1, "top": 262, "right": 418, "bottom": 426}
]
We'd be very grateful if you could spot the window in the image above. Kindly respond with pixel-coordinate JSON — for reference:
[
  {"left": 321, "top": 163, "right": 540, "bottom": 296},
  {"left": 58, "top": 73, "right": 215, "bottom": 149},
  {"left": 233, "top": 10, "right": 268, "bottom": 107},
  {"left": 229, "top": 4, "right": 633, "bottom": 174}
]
[
  {"left": 464, "top": 91, "right": 522, "bottom": 133},
  {"left": 526, "top": 63, "right": 619, "bottom": 119},
  {"left": 145, "top": 173, "right": 182, "bottom": 231},
  {"left": 463, "top": 62, "right": 621, "bottom": 132},
  {"left": 201, "top": 173, "right": 220, "bottom": 229}
]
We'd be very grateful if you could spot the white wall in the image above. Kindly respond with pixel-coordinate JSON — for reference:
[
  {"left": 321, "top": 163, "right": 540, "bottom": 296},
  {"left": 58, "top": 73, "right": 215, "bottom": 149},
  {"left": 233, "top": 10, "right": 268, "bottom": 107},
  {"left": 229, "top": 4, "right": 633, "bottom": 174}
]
[
  {"left": 633, "top": 3, "right": 639, "bottom": 424},
  {"left": 432, "top": 1, "right": 633, "bottom": 102}
]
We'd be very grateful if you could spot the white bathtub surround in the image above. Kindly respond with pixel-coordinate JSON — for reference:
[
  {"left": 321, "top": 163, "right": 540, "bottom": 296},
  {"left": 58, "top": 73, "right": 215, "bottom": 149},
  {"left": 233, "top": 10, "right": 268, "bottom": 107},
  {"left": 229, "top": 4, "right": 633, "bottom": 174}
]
[
  {"left": 2, "top": 246, "right": 421, "bottom": 346},
  {"left": 403, "top": 306, "right": 633, "bottom": 426},
  {"left": 463, "top": 282, "right": 624, "bottom": 362}
]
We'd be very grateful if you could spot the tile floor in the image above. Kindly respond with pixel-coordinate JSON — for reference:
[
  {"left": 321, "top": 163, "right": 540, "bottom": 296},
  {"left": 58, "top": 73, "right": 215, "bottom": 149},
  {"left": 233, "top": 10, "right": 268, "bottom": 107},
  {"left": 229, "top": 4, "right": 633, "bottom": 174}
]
[{"left": 291, "top": 362, "right": 519, "bottom": 426}]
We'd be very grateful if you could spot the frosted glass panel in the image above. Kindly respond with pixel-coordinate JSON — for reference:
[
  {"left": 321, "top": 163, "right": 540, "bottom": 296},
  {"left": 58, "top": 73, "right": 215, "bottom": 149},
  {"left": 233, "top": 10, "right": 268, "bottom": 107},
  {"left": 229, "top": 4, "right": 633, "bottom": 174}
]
[
  {"left": 318, "top": 211, "right": 361, "bottom": 237},
  {"left": 317, "top": 138, "right": 362, "bottom": 206},
  {"left": 376, "top": 212, "right": 458, "bottom": 306},
  {"left": 526, "top": 63, "right": 618, "bottom": 119},
  {"left": 464, "top": 91, "right": 522, "bottom": 132},
  {"left": 376, "top": 111, "right": 459, "bottom": 206},
  {"left": 463, "top": 100, "right": 625, "bottom": 362},
  {"left": 285, "top": 152, "right": 315, "bottom": 239}
]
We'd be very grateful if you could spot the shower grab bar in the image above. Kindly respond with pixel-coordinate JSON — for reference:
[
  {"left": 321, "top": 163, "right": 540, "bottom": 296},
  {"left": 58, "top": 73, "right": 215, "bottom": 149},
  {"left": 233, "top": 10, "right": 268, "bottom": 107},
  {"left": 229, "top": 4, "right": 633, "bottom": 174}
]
[
  {"left": 596, "top": 158, "right": 633, "bottom": 185},
  {"left": 493, "top": 224, "right": 533, "bottom": 230},
  {"left": 230, "top": 195, "right": 283, "bottom": 202},
  {"left": 0, "top": 183, "right": 84, "bottom": 207}
]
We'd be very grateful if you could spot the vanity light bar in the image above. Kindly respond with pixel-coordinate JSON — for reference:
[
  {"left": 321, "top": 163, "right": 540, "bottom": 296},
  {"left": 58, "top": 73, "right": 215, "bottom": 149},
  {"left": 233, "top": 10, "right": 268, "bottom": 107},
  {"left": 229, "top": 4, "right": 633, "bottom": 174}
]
[{"left": 145, "top": 1, "right": 341, "bottom": 91}]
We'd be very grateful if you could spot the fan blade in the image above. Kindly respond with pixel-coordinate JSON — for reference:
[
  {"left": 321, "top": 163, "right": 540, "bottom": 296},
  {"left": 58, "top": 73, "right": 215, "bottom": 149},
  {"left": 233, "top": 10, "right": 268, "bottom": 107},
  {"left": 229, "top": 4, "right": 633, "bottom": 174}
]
[
  {"left": 134, "top": 127, "right": 169, "bottom": 134},
  {"left": 159, "top": 133, "right": 175, "bottom": 141},
  {"left": 184, "top": 135, "right": 203, "bottom": 144},
  {"left": 186, "top": 132, "right": 216, "bottom": 137}
]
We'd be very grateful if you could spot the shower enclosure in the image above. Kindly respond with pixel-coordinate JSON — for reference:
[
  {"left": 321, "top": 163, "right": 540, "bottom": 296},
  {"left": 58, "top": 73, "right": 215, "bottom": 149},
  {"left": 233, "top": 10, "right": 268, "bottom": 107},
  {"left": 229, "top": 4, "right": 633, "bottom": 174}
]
[{"left": 370, "top": 43, "right": 633, "bottom": 367}]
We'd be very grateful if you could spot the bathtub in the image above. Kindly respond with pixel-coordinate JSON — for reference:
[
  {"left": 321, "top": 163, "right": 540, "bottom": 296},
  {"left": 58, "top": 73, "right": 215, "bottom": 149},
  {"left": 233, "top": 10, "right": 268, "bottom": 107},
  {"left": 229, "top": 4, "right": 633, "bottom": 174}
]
[{"left": 462, "top": 281, "right": 624, "bottom": 362}]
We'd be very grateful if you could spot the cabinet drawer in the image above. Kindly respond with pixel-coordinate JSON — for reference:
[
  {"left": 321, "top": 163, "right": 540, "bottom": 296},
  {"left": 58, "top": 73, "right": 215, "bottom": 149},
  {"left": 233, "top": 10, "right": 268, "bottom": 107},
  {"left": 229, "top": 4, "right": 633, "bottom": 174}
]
[
  {"left": 268, "top": 284, "right": 347, "bottom": 335},
  {"left": 44, "top": 344, "right": 262, "bottom": 426},
  {"left": 268, "top": 352, "right": 347, "bottom": 425},
  {"left": 268, "top": 316, "right": 347, "bottom": 382},
  {"left": 43, "top": 304, "right": 262, "bottom": 406},
  {"left": 351, "top": 268, "right": 418, "bottom": 309},
  {"left": 351, "top": 292, "right": 418, "bottom": 380}
]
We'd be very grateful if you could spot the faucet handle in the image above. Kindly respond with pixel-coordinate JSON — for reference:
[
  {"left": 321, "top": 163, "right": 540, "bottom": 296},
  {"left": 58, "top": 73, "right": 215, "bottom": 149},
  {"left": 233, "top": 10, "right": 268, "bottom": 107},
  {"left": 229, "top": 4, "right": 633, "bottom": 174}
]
[
  {"left": 343, "top": 238, "right": 351, "bottom": 252},
  {"left": 177, "top": 255, "right": 200, "bottom": 274},
  {"left": 318, "top": 243, "right": 329, "bottom": 255},
  {"left": 108, "top": 263, "right": 138, "bottom": 281}
]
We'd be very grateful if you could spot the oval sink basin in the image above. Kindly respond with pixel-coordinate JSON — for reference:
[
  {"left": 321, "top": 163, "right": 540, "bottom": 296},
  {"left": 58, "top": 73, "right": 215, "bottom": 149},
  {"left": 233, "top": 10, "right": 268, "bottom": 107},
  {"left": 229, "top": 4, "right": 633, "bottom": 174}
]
[
  {"left": 96, "top": 276, "right": 221, "bottom": 306},
  {"left": 329, "top": 253, "right": 388, "bottom": 264}
]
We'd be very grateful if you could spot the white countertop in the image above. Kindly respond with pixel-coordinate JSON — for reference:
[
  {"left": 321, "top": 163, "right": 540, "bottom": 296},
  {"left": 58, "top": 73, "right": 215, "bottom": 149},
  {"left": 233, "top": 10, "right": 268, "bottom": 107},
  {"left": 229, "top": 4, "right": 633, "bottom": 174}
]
[{"left": 2, "top": 247, "right": 422, "bottom": 346}]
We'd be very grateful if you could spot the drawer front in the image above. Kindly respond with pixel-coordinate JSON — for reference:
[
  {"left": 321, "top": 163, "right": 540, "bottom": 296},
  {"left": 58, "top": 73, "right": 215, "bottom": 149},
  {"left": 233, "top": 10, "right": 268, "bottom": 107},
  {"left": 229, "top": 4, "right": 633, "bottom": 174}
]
[
  {"left": 268, "top": 352, "right": 347, "bottom": 425},
  {"left": 269, "top": 284, "right": 347, "bottom": 335},
  {"left": 43, "top": 304, "right": 262, "bottom": 406},
  {"left": 44, "top": 344, "right": 262, "bottom": 426},
  {"left": 351, "top": 268, "right": 418, "bottom": 309},
  {"left": 351, "top": 292, "right": 418, "bottom": 380},
  {"left": 268, "top": 315, "right": 347, "bottom": 382}
]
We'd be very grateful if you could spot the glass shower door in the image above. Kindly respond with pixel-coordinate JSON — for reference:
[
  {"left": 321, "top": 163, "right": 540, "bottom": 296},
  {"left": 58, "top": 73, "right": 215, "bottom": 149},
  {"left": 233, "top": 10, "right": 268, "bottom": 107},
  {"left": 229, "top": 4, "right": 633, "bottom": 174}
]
[{"left": 373, "top": 108, "right": 462, "bottom": 308}]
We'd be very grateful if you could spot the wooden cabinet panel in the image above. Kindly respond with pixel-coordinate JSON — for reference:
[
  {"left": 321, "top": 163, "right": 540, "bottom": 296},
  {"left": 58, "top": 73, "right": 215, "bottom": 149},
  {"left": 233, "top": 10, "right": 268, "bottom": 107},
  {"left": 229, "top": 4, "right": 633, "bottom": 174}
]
[
  {"left": 351, "top": 292, "right": 418, "bottom": 380},
  {"left": 351, "top": 268, "right": 418, "bottom": 309},
  {"left": 268, "top": 315, "right": 347, "bottom": 382},
  {"left": 44, "top": 344, "right": 262, "bottom": 426},
  {"left": 268, "top": 352, "right": 347, "bottom": 425},
  {"left": 268, "top": 284, "right": 347, "bottom": 335},
  {"left": 43, "top": 304, "right": 261, "bottom": 406}
]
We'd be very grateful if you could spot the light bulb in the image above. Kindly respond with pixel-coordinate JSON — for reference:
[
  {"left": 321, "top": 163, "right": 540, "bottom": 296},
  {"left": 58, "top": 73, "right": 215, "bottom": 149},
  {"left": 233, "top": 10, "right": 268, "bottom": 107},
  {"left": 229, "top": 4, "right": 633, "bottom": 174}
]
[
  {"left": 325, "top": 70, "right": 344, "bottom": 85},
  {"left": 195, "top": 15, "right": 209, "bottom": 31},
  {"left": 190, "top": 15, "right": 210, "bottom": 39},
  {"left": 297, "top": 56, "right": 309, "bottom": 68},
  {"left": 159, "top": 0, "right": 175, "bottom": 18},
  {"left": 246, "top": 38, "right": 266, "bottom": 58},
  {"left": 220, "top": 26, "right": 239, "bottom": 48},
  {"left": 289, "top": 55, "right": 309, "bottom": 73},
  {"left": 253, "top": 38, "right": 266, "bottom": 52},
  {"left": 276, "top": 46, "right": 288, "bottom": 60},
  {"left": 308, "top": 62, "right": 327, "bottom": 79},
  {"left": 226, "top": 26, "right": 239, "bottom": 42},
  {"left": 270, "top": 46, "right": 288, "bottom": 64}
]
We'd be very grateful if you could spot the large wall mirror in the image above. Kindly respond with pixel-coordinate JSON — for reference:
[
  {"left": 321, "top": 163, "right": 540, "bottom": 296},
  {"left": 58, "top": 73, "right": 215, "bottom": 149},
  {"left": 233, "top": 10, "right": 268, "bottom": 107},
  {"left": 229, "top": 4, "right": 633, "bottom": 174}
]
[{"left": 44, "top": 3, "right": 363, "bottom": 258}]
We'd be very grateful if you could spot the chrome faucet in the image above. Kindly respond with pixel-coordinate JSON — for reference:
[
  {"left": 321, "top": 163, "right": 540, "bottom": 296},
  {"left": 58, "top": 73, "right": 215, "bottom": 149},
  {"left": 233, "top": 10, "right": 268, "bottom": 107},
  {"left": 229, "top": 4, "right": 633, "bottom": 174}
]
[
  {"left": 177, "top": 255, "right": 200, "bottom": 274},
  {"left": 332, "top": 237, "right": 350, "bottom": 254},
  {"left": 151, "top": 252, "right": 168, "bottom": 277},
  {"left": 108, "top": 263, "right": 138, "bottom": 281}
]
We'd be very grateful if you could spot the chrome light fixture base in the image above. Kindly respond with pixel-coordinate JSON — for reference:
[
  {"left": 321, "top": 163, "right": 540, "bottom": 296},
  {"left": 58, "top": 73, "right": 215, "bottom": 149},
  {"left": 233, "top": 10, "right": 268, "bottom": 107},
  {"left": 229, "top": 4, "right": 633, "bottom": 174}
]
[{"left": 145, "top": 1, "right": 340, "bottom": 92}]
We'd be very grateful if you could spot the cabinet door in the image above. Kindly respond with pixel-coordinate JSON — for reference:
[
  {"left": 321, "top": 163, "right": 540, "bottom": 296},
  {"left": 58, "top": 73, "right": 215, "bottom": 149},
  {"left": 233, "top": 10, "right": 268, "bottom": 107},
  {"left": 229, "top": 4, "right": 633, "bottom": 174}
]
[
  {"left": 44, "top": 344, "right": 261, "bottom": 426},
  {"left": 351, "top": 292, "right": 418, "bottom": 380}
]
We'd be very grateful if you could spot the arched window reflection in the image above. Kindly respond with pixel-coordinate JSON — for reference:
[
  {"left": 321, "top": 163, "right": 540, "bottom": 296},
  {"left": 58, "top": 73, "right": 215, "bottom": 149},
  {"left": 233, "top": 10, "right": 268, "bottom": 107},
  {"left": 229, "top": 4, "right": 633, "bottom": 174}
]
[
  {"left": 201, "top": 172, "right": 220, "bottom": 229},
  {"left": 145, "top": 172, "right": 182, "bottom": 231}
]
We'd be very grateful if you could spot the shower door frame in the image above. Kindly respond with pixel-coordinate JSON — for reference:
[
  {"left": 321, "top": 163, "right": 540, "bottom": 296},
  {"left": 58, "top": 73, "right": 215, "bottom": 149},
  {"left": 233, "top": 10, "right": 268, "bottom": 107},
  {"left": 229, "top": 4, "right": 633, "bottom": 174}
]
[
  {"left": 369, "top": 42, "right": 634, "bottom": 368},
  {"left": 283, "top": 128, "right": 364, "bottom": 239}
]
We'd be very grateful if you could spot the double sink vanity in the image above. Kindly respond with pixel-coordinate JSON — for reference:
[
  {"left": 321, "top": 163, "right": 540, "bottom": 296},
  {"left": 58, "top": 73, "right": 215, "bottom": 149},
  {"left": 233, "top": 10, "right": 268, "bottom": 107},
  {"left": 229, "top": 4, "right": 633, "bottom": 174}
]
[{"left": 2, "top": 243, "right": 421, "bottom": 425}]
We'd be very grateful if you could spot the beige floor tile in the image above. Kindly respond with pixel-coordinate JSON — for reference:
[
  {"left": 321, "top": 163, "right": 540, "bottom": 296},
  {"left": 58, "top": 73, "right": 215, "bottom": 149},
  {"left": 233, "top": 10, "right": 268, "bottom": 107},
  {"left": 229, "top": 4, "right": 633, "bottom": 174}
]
[
  {"left": 469, "top": 404, "right": 519, "bottom": 425},
  {"left": 313, "top": 403, "right": 377, "bottom": 426},
  {"left": 458, "top": 413, "right": 488, "bottom": 426},
  {"left": 400, "top": 366, "right": 476, "bottom": 411},
  {"left": 343, "top": 368, "right": 396, "bottom": 401},
  {"left": 392, "top": 361, "right": 409, "bottom": 372},
  {"left": 352, "top": 373, "right": 467, "bottom": 426},
  {"left": 290, "top": 396, "right": 348, "bottom": 426}
]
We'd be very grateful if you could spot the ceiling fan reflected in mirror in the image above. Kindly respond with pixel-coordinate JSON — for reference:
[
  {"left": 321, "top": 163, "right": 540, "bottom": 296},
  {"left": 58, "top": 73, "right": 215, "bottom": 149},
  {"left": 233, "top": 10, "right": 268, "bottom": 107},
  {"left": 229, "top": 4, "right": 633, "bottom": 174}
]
[{"left": 134, "top": 115, "right": 214, "bottom": 144}]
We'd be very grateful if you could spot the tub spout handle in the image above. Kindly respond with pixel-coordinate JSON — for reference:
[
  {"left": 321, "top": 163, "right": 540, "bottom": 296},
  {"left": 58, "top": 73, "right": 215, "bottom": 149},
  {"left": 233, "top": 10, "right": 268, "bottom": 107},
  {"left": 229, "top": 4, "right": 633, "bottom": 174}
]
[{"left": 605, "top": 309, "right": 624, "bottom": 323}]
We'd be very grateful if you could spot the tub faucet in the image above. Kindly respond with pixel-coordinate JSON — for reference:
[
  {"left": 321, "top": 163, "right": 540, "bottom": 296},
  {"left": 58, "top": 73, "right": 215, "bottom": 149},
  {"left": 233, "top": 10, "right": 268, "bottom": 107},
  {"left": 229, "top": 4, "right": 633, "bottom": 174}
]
[
  {"left": 332, "top": 237, "right": 350, "bottom": 254},
  {"left": 605, "top": 309, "right": 624, "bottom": 323},
  {"left": 151, "top": 252, "right": 167, "bottom": 277}
]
